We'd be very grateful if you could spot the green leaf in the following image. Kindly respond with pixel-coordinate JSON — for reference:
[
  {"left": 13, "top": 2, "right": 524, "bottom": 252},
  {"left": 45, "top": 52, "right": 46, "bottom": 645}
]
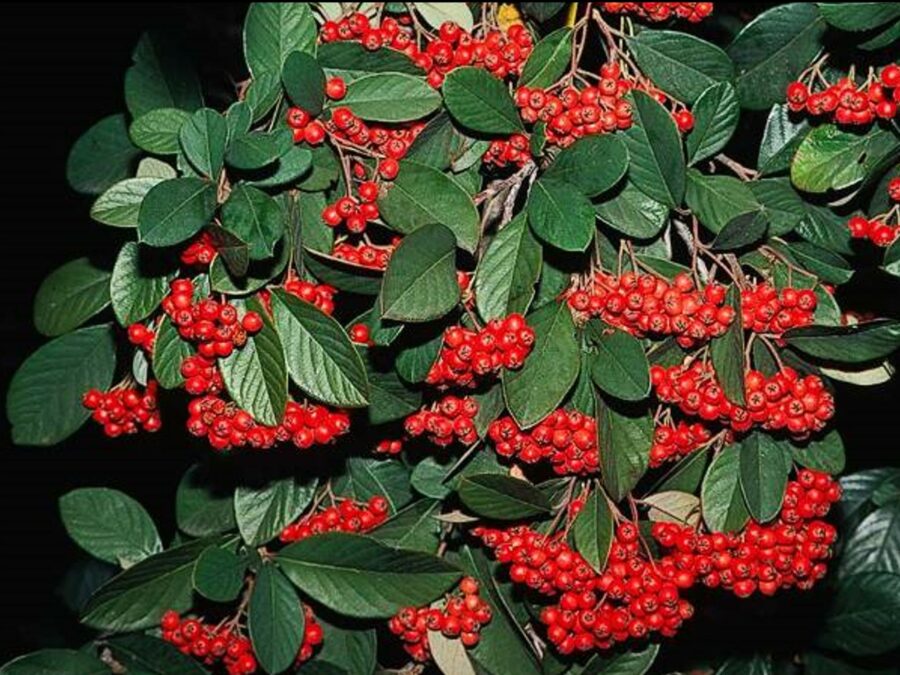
[
  {"left": 522, "top": 3, "right": 566, "bottom": 21},
  {"left": 686, "top": 82, "right": 740, "bottom": 165},
  {"left": 686, "top": 170, "right": 760, "bottom": 234},
  {"left": 226, "top": 132, "right": 282, "bottom": 171},
  {"left": 8, "top": 325, "right": 116, "bottom": 446},
  {"left": 33, "top": 258, "right": 111, "bottom": 337},
  {"left": 750, "top": 177, "right": 809, "bottom": 236},
  {"left": 91, "top": 177, "right": 165, "bottom": 227},
  {"left": 235, "top": 475, "right": 317, "bottom": 546},
  {"left": 709, "top": 285, "right": 746, "bottom": 402},
  {"left": 527, "top": 178, "right": 596, "bottom": 252},
  {"left": 503, "top": 301, "right": 580, "bottom": 428},
  {"left": 597, "top": 395, "right": 653, "bottom": 502},
  {"left": 211, "top": 238, "right": 290, "bottom": 296},
  {"left": 104, "top": 634, "right": 208, "bottom": 675},
  {"left": 249, "top": 564, "right": 304, "bottom": 674},
  {"left": 304, "top": 251, "right": 382, "bottom": 296},
  {"left": 377, "top": 160, "right": 479, "bottom": 252},
  {"left": 711, "top": 210, "right": 767, "bottom": 251},
  {"left": 193, "top": 545, "right": 245, "bottom": 602},
  {"left": 783, "top": 240, "right": 854, "bottom": 285},
  {"left": 176, "top": 463, "right": 237, "bottom": 537},
  {"left": 727, "top": 3, "right": 826, "bottom": 110},
  {"left": 370, "top": 499, "right": 442, "bottom": 553},
  {"left": 458, "top": 474, "right": 551, "bottom": 520},
  {"left": 283, "top": 50, "right": 325, "bottom": 115},
  {"left": 588, "top": 323, "right": 651, "bottom": 402},
  {"left": 443, "top": 67, "right": 524, "bottom": 134},
  {"left": 622, "top": 91, "right": 685, "bottom": 208},
  {"left": 0, "top": 650, "right": 107, "bottom": 675},
  {"left": 380, "top": 224, "right": 460, "bottom": 323},
  {"left": 819, "top": 572, "right": 900, "bottom": 656},
  {"left": 276, "top": 532, "right": 461, "bottom": 618},
  {"left": 314, "top": 616, "right": 377, "bottom": 675},
  {"left": 595, "top": 181, "right": 669, "bottom": 239},
  {"left": 840, "top": 504, "right": 900, "bottom": 576},
  {"left": 544, "top": 135, "right": 629, "bottom": 197},
  {"left": 819, "top": 3, "right": 900, "bottom": 31},
  {"left": 249, "top": 145, "right": 313, "bottom": 189},
  {"left": 341, "top": 456, "right": 413, "bottom": 514},
  {"left": 739, "top": 432, "right": 790, "bottom": 522},
  {"left": 81, "top": 536, "right": 225, "bottom": 631},
  {"left": 138, "top": 178, "right": 218, "bottom": 247},
  {"left": 179, "top": 108, "right": 227, "bottom": 178},
  {"left": 110, "top": 242, "right": 173, "bottom": 326},
  {"left": 859, "top": 18, "right": 900, "bottom": 50},
  {"left": 60, "top": 488, "right": 161, "bottom": 568},
  {"left": 243, "top": 2, "right": 316, "bottom": 78},
  {"left": 791, "top": 124, "right": 900, "bottom": 193},
  {"left": 340, "top": 73, "right": 441, "bottom": 122},
  {"left": 573, "top": 489, "right": 614, "bottom": 573},
  {"left": 792, "top": 429, "right": 845, "bottom": 474},
  {"left": 784, "top": 320, "right": 900, "bottom": 364},
  {"left": 757, "top": 104, "right": 810, "bottom": 175},
  {"left": 415, "top": 2, "right": 475, "bottom": 31},
  {"left": 406, "top": 111, "right": 482, "bottom": 171},
  {"left": 67, "top": 114, "right": 140, "bottom": 195},
  {"left": 520, "top": 27, "right": 572, "bottom": 89},
  {"left": 702, "top": 444, "right": 750, "bottom": 532},
  {"left": 129, "top": 108, "right": 192, "bottom": 154},
  {"left": 318, "top": 41, "right": 421, "bottom": 78},
  {"left": 395, "top": 328, "right": 444, "bottom": 383},
  {"left": 124, "top": 31, "right": 203, "bottom": 117},
  {"left": 367, "top": 363, "right": 421, "bottom": 425},
  {"left": 271, "top": 288, "right": 368, "bottom": 407},
  {"left": 220, "top": 297, "right": 288, "bottom": 425},
  {"left": 152, "top": 316, "right": 194, "bottom": 389},
  {"left": 715, "top": 655, "right": 774, "bottom": 675},
  {"left": 221, "top": 184, "right": 284, "bottom": 260},
  {"left": 245, "top": 72, "right": 283, "bottom": 122},
  {"left": 630, "top": 30, "right": 734, "bottom": 104},
  {"left": 476, "top": 213, "right": 542, "bottom": 321},
  {"left": 580, "top": 643, "right": 659, "bottom": 675}
]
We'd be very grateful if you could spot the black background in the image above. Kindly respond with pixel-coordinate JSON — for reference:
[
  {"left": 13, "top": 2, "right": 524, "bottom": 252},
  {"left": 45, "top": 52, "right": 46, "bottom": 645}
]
[{"left": 0, "top": 2, "right": 897, "bottom": 666}]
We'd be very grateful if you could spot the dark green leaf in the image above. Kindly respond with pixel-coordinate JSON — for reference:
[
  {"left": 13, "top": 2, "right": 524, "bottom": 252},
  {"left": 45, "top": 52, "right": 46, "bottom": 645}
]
[
  {"left": 0, "top": 650, "right": 107, "bottom": 675},
  {"left": 711, "top": 210, "right": 767, "bottom": 251},
  {"left": 176, "top": 463, "right": 237, "bottom": 537},
  {"left": 702, "top": 444, "right": 750, "bottom": 532},
  {"left": 595, "top": 181, "right": 669, "bottom": 239},
  {"left": 475, "top": 213, "right": 542, "bottom": 321},
  {"left": 67, "top": 114, "right": 140, "bottom": 195},
  {"left": 342, "top": 456, "right": 413, "bottom": 514},
  {"left": 588, "top": 323, "right": 650, "bottom": 401},
  {"left": 520, "top": 27, "right": 572, "bottom": 89},
  {"left": 110, "top": 242, "right": 173, "bottom": 326},
  {"left": 840, "top": 504, "right": 900, "bottom": 577},
  {"left": 819, "top": 3, "right": 900, "bottom": 31},
  {"left": 544, "top": 135, "right": 629, "bottom": 197},
  {"left": 249, "top": 564, "right": 304, "bottom": 674},
  {"left": 739, "top": 432, "right": 790, "bottom": 522},
  {"left": 527, "top": 178, "right": 596, "bottom": 252},
  {"left": 367, "top": 363, "right": 421, "bottom": 425},
  {"left": 235, "top": 475, "right": 317, "bottom": 546},
  {"left": 129, "top": 108, "right": 191, "bottom": 154},
  {"left": 243, "top": 2, "right": 316, "bottom": 77},
  {"left": 819, "top": 572, "right": 900, "bottom": 655},
  {"left": 686, "top": 170, "right": 760, "bottom": 234},
  {"left": 710, "top": 285, "right": 746, "bottom": 405},
  {"left": 443, "top": 67, "right": 524, "bottom": 134},
  {"left": 138, "top": 178, "right": 218, "bottom": 247},
  {"left": 757, "top": 104, "right": 810, "bottom": 175},
  {"left": 622, "top": 91, "right": 685, "bottom": 208},
  {"left": 573, "top": 489, "right": 614, "bottom": 573},
  {"left": 580, "top": 643, "right": 659, "bottom": 675},
  {"left": 221, "top": 184, "right": 284, "bottom": 260},
  {"left": 314, "top": 615, "right": 377, "bottom": 675},
  {"left": 152, "top": 316, "right": 194, "bottom": 389},
  {"left": 597, "top": 395, "right": 653, "bottom": 501},
  {"left": 283, "top": 50, "right": 325, "bottom": 115},
  {"left": 792, "top": 429, "right": 846, "bottom": 474},
  {"left": 340, "top": 73, "right": 441, "bottom": 122},
  {"left": 370, "top": 499, "right": 442, "bottom": 553},
  {"left": 33, "top": 258, "right": 110, "bottom": 337},
  {"left": 226, "top": 132, "right": 282, "bottom": 171},
  {"left": 687, "top": 82, "right": 740, "bottom": 165},
  {"left": 105, "top": 634, "right": 208, "bottom": 675},
  {"left": 124, "top": 31, "right": 203, "bottom": 117},
  {"left": 193, "top": 545, "right": 245, "bottom": 602},
  {"left": 784, "top": 320, "right": 900, "bottom": 364},
  {"left": 458, "top": 474, "right": 550, "bottom": 520},
  {"left": 91, "top": 177, "right": 165, "bottom": 227},
  {"left": 179, "top": 108, "right": 227, "bottom": 178},
  {"left": 318, "top": 41, "right": 421, "bottom": 78}
]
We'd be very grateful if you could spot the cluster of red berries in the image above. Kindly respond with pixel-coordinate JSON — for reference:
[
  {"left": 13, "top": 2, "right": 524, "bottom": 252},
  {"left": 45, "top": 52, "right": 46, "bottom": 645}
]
[
  {"left": 83, "top": 382, "right": 161, "bottom": 436},
  {"left": 181, "top": 232, "right": 217, "bottom": 267},
  {"left": 426, "top": 314, "right": 534, "bottom": 388},
  {"left": 649, "top": 420, "right": 712, "bottom": 467},
  {"left": 741, "top": 283, "right": 817, "bottom": 336},
  {"left": 786, "top": 64, "right": 900, "bottom": 126},
  {"left": 321, "top": 181, "right": 380, "bottom": 234},
  {"left": 374, "top": 438, "right": 404, "bottom": 455},
  {"left": 186, "top": 396, "right": 350, "bottom": 452},
  {"left": 653, "top": 470, "right": 841, "bottom": 597},
  {"left": 181, "top": 354, "right": 224, "bottom": 395},
  {"left": 279, "top": 496, "right": 389, "bottom": 542},
  {"left": 483, "top": 133, "right": 532, "bottom": 169},
  {"left": 281, "top": 278, "right": 337, "bottom": 315},
  {"left": 126, "top": 322, "right": 155, "bottom": 352},
  {"left": 332, "top": 238, "right": 397, "bottom": 270},
  {"left": 160, "top": 612, "right": 257, "bottom": 675},
  {"left": 162, "top": 279, "right": 262, "bottom": 359},
  {"left": 284, "top": 75, "right": 347, "bottom": 145},
  {"left": 388, "top": 577, "right": 492, "bottom": 663},
  {"left": 327, "top": 106, "right": 423, "bottom": 176},
  {"left": 321, "top": 14, "right": 533, "bottom": 87},
  {"left": 295, "top": 605, "right": 324, "bottom": 665},
  {"left": 651, "top": 362, "right": 835, "bottom": 437},
  {"left": 404, "top": 395, "right": 480, "bottom": 447},
  {"left": 601, "top": 2, "right": 714, "bottom": 22},
  {"left": 846, "top": 177, "right": 900, "bottom": 246},
  {"left": 488, "top": 409, "right": 599, "bottom": 476},
  {"left": 567, "top": 272, "right": 734, "bottom": 349}
]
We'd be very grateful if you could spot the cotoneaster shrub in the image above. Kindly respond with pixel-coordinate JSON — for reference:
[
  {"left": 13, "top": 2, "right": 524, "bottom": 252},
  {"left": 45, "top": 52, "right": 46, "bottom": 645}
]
[{"left": 4, "top": 2, "right": 900, "bottom": 674}]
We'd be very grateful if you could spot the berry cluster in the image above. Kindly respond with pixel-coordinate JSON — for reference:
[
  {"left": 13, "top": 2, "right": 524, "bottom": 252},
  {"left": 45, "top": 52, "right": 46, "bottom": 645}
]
[
  {"left": 488, "top": 409, "right": 599, "bottom": 475},
  {"left": 320, "top": 15, "right": 533, "bottom": 87},
  {"left": 181, "top": 354, "right": 225, "bottom": 395},
  {"left": 332, "top": 238, "right": 397, "bottom": 270},
  {"left": 160, "top": 612, "right": 257, "bottom": 675},
  {"left": 283, "top": 73, "right": 348, "bottom": 145},
  {"left": 181, "top": 232, "right": 217, "bottom": 267},
  {"left": 388, "top": 577, "right": 492, "bottom": 663},
  {"left": 374, "top": 438, "right": 404, "bottom": 455},
  {"left": 187, "top": 396, "right": 350, "bottom": 452},
  {"left": 279, "top": 496, "right": 389, "bottom": 542},
  {"left": 649, "top": 420, "right": 712, "bottom": 467},
  {"left": 483, "top": 133, "right": 532, "bottom": 169},
  {"left": 83, "top": 382, "right": 161, "bottom": 436},
  {"left": 567, "top": 272, "right": 734, "bottom": 348},
  {"left": 162, "top": 279, "right": 262, "bottom": 359},
  {"left": 651, "top": 362, "right": 835, "bottom": 437},
  {"left": 281, "top": 278, "right": 337, "bottom": 315},
  {"left": 741, "top": 283, "right": 817, "bottom": 336},
  {"left": 786, "top": 64, "right": 900, "bottom": 126},
  {"left": 321, "top": 181, "right": 381, "bottom": 234},
  {"left": 295, "top": 605, "right": 324, "bottom": 665},
  {"left": 601, "top": 2, "right": 714, "bottom": 23},
  {"left": 404, "top": 395, "right": 480, "bottom": 447},
  {"left": 846, "top": 177, "right": 900, "bottom": 246},
  {"left": 426, "top": 314, "right": 534, "bottom": 388},
  {"left": 653, "top": 470, "right": 841, "bottom": 597},
  {"left": 126, "top": 322, "right": 155, "bottom": 352}
]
